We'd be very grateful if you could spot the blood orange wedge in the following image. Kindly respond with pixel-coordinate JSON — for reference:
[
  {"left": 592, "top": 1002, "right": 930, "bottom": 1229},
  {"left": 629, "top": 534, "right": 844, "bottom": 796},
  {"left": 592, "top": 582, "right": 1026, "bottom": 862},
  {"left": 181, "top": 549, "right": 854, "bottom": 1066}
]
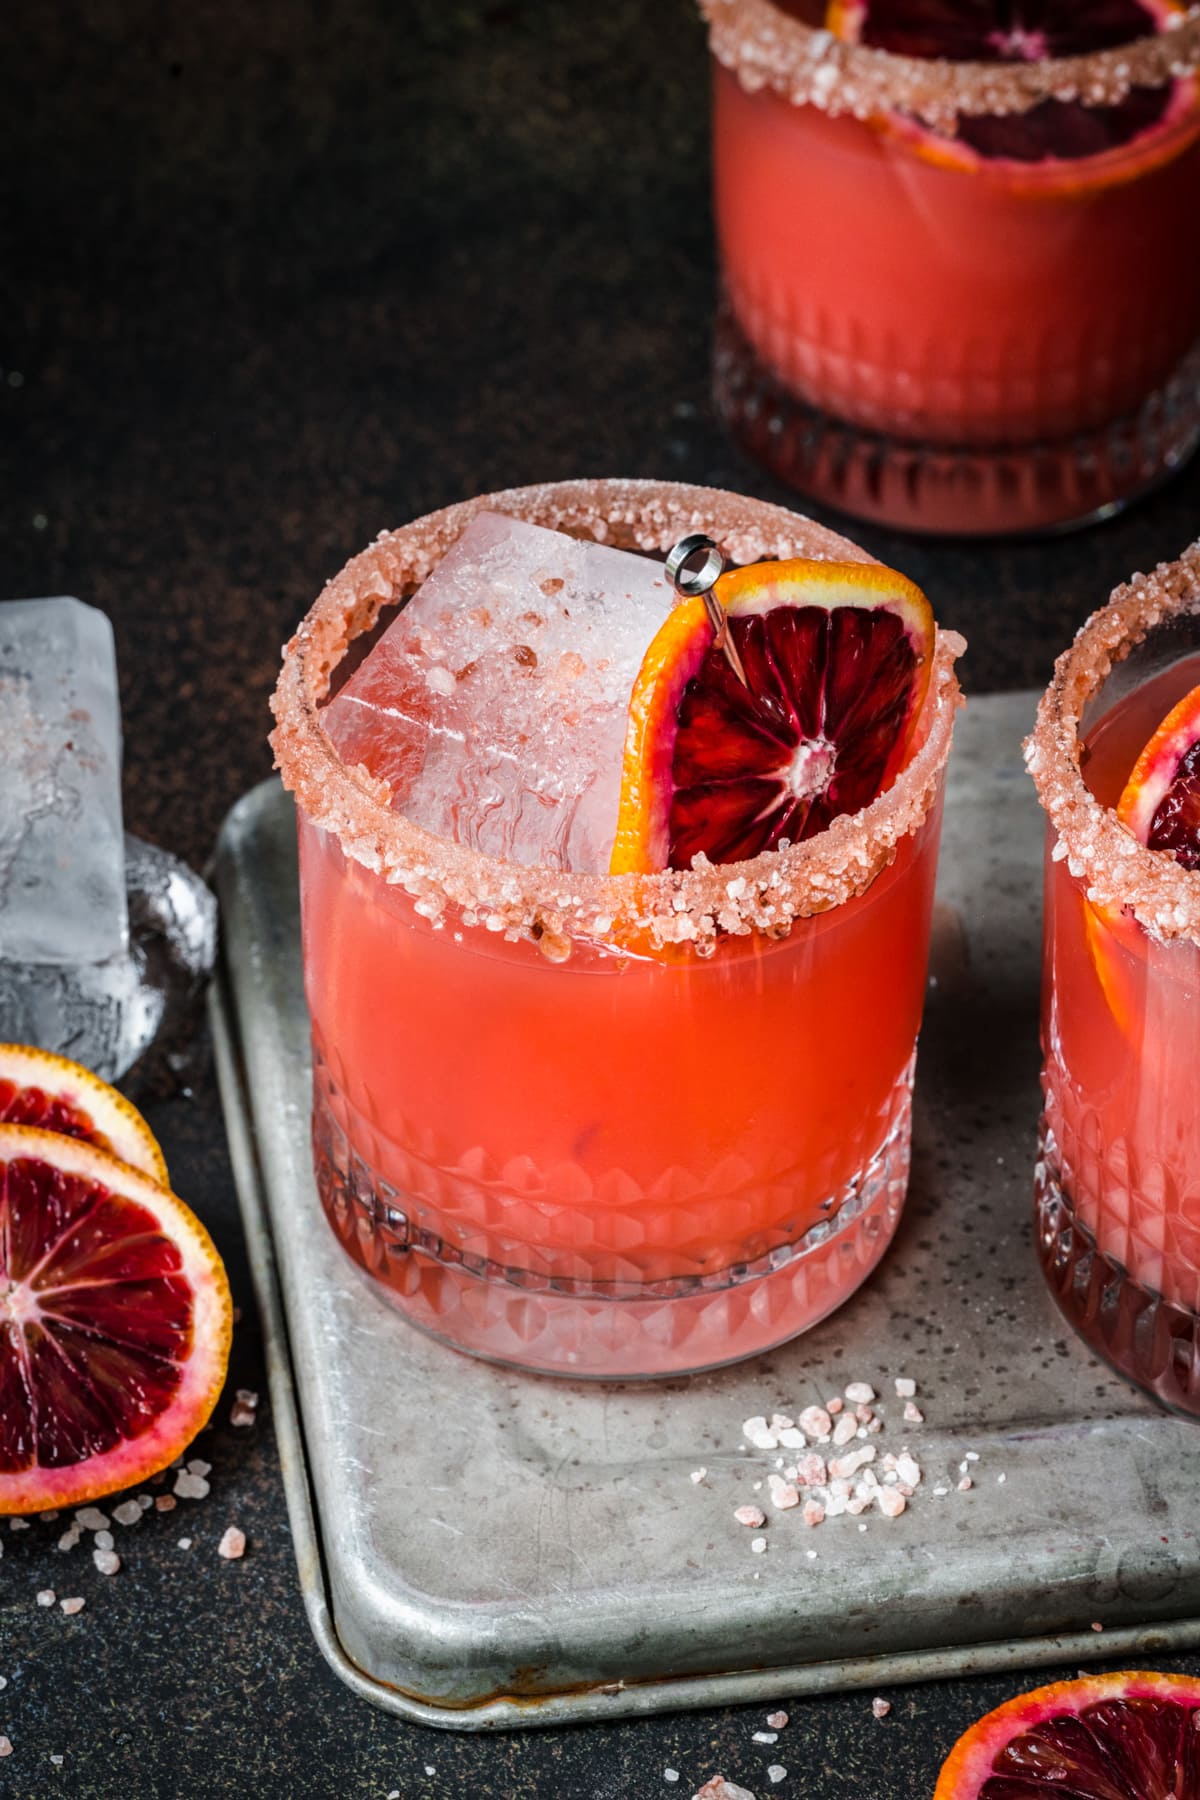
[
  {"left": 0, "top": 1043, "right": 167, "bottom": 1186},
  {"left": 0, "top": 1125, "right": 232, "bottom": 1514},
  {"left": 827, "top": 0, "right": 1197, "bottom": 179},
  {"left": 934, "top": 1670, "right": 1200, "bottom": 1798},
  {"left": 1117, "top": 682, "right": 1200, "bottom": 866},
  {"left": 611, "top": 558, "right": 933, "bottom": 874}
]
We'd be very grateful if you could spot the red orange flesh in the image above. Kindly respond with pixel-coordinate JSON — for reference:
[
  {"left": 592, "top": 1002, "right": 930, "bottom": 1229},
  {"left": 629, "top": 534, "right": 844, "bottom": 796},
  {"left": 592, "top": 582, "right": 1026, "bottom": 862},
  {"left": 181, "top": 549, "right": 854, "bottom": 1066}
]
[
  {"left": 0, "top": 1126, "right": 232, "bottom": 1514},
  {"left": 0, "top": 1043, "right": 167, "bottom": 1186},
  {"left": 826, "top": 0, "right": 1198, "bottom": 184},
  {"left": 935, "top": 1670, "right": 1200, "bottom": 1797},
  {"left": 611, "top": 558, "right": 934, "bottom": 875},
  {"left": 1117, "top": 681, "right": 1200, "bottom": 866}
]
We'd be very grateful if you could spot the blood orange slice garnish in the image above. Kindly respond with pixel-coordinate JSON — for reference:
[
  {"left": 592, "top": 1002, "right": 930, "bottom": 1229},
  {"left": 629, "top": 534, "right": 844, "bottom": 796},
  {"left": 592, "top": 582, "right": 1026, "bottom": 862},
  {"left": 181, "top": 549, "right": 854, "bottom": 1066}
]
[
  {"left": 934, "top": 1670, "right": 1200, "bottom": 1798},
  {"left": 0, "top": 1125, "right": 232, "bottom": 1514},
  {"left": 611, "top": 558, "right": 934, "bottom": 874},
  {"left": 0, "top": 1043, "right": 167, "bottom": 1186},
  {"left": 1117, "top": 682, "right": 1200, "bottom": 866},
  {"left": 827, "top": 0, "right": 1196, "bottom": 175}
]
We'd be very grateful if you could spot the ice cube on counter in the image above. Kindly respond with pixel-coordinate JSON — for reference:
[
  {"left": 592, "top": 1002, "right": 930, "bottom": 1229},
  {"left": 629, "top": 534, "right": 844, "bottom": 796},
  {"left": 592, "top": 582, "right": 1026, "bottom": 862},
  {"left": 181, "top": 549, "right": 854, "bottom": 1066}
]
[
  {"left": 0, "top": 596, "right": 216, "bottom": 1082},
  {"left": 0, "top": 597, "right": 127, "bottom": 962},
  {"left": 323, "top": 512, "right": 677, "bottom": 873}
]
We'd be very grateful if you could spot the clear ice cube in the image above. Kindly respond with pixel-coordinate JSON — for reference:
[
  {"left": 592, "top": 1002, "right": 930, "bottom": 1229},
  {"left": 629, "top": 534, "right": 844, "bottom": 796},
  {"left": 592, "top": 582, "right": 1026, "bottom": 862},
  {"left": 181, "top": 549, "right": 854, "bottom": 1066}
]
[
  {"left": 0, "top": 836, "right": 218, "bottom": 1086},
  {"left": 0, "top": 597, "right": 217, "bottom": 1082},
  {"left": 0, "top": 596, "right": 126, "bottom": 963},
  {"left": 323, "top": 512, "right": 677, "bottom": 872}
]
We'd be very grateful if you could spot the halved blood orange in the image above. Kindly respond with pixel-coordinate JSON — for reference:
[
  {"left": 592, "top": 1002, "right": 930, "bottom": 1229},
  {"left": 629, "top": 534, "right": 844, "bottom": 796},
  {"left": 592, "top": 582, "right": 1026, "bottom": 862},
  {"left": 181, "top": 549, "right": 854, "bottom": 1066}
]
[
  {"left": 611, "top": 558, "right": 934, "bottom": 874},
  {"left": 0, "top": 1043, "right": 167, "bottom": 1186},
  {"left": 934, "top": 1670, "right": 1200, "bottom": 1797},
  {"left": 0, "top": 1125, "right": 232, "bottom": 1514},
  {"left": 1117, "top": 682, "right": 1200, "bottom": 865},
  {"left": 827, "top": 0, "right": 1197, "bottom": 180}
]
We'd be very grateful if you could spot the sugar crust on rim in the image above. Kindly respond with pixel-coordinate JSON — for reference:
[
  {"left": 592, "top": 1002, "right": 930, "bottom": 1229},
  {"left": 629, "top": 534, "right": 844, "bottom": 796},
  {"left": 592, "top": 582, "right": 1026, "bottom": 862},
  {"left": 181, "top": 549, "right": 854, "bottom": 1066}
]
[
  {"left": 1025, "top": 539, "right": 1200, "bottom": 944},
  {"left": 698, "top": 0, "right": 1200, "bottom": 132},
  {"left": 270, "top": 479, "right": 964, "bottom": 955}
]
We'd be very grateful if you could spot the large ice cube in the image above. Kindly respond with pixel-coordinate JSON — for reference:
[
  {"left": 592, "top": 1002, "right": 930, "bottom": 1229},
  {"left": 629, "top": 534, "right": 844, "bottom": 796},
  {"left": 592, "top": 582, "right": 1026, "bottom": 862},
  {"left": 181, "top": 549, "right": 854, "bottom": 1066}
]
[
  {"left": 324, "top": 513, "right": 677, "bottom": 872},
  {"left": 0, "top": 597, "right": 126, "bottom": 963},
  {"left": 0, "top": 597, "right": 217, "bottom": 1083}
]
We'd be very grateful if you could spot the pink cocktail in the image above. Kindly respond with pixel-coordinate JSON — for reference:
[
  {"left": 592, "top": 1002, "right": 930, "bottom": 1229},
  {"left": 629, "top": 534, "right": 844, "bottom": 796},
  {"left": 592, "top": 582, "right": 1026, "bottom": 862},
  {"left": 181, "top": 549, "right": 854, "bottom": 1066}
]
[
  {"left": 271, "top": 480, "right": 964, "bottom": 1379},
  {"left": 1028, "top": 542, "right": 1200, "bottom": 1414},
  {"left": 702, "top": 0, "right": 1200, "bottom": 534}
]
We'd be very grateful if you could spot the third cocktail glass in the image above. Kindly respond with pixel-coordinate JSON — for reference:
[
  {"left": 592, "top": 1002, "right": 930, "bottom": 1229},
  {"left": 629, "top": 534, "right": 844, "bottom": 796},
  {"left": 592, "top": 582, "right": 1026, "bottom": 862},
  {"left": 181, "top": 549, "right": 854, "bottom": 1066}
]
[{"left": 1028, "top": 540, "right": 1200, "bottom": 1415}]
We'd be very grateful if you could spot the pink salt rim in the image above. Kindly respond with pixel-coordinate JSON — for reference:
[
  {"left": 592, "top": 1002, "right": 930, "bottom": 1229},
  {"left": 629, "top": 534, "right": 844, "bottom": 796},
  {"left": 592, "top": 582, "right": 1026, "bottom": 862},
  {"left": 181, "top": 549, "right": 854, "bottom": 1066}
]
[
  {"left": 270, "top": 479, "right": 964, "bottom": 953},
  {"left": 698, "top": 0, "right": 1200, "bottom": 132},
  {"left": 1025, "top": 539, "right": 1200, "bottom": 945}
]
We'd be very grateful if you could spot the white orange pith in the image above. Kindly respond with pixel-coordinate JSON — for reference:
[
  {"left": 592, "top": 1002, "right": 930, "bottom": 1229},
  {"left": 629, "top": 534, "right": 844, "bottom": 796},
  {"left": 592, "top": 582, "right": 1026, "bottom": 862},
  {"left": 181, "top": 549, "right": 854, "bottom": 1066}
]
[
  {"left": 611, "top": 557, "right": 934, "bottom": 876},
  {"left": 0, "top": 1043, "right": 168, "bottom": 1185},
  {"left": 0, "top": 1125, "right": 232, "bottom": 1515}
]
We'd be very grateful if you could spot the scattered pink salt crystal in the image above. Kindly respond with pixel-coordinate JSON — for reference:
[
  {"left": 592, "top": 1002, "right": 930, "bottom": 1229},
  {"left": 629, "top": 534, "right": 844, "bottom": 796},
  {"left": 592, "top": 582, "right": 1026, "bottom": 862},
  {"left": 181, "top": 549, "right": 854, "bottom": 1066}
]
[
  {"left": 801, "top": 1500, "right": 825, "bottom": 1528},
  {"left": 903, "top": 1402, "right": 924, "bottom": 1425},
  {"left": 896, "top": 1454, "right": 921, "bottom": 1488},
  {"left": 693, "top": 1780, "right": 757, "bottom": 1800},
  {"left": 230, "top": 1403, "right": 257, "bottom": 1429},
  {"left": 831, "top": 1413, "right": 858, "bottom": 1448},
  {"left": 112, "top": 1500, "right": 142, "bottom": 1527},
  {"left": 174, "top": 1471, "right": 210, "bottom": 1501},
  {"left": 894, "top": 1378, "right": 916, "bottom": 1399},
  {"left": 844, "top": 1382, "right": 875, "bottom": 1404},
  {"left": 798, "top": 1406, "right": 831, "bottom": 1440},
  {"left": 689, "top": 1469, "right": 707, "bottom": 1485},
  {"left": 750, "top": 1537, "right": 767, "bottom": 1555},
  {"left": 767, "top": 1768, "right": 787, "bottom": 1786},
  {"left": 766, "top": 1711, "right": 788, "bottom": 1730},
  {"left": 0, "top": 1736, "right": 10, "bottom": 1757},
  {"left": 59, "top": 1597, "right": 84, "bottom": 1616},
  {"left": 958, "top": 1476, "right": 973, "bottom": 1492},
  {"left": 218, "top": 1527, "right": 247, "bottom": 1561},
  {"left": 872, "top": 1697, "right": 892, "bottom": 1720},
  {"left": 767, "top": 1476, "right": 800, "bottom": 1512},
  {"left": 1091, "top": 1621, "right": 1104, "bottom": 1633},
  {"left": 92, "top": 1549, "right": 120, "bottom": 1575},
  {"left": 795, "top": 1454, "right": 827, "bottom": 1488},
  {"left": 155, "top": 1495, "right": 177, "bottom": 1513},
  {"left": 877, "top": 1488, "right": 906, "bottom": 1519},
  {"left": 752, "top": 1730, "right": 778, "bottom": 1744},
  {"left": 826, "top": 1397, "right": 843, "bottom": 1416},
  {"left": 734, "top": 1506, "right": 766, "bottom": 1529},
  {"left": 36, "top": 1590, "right": 55, "bottom": 1607}
]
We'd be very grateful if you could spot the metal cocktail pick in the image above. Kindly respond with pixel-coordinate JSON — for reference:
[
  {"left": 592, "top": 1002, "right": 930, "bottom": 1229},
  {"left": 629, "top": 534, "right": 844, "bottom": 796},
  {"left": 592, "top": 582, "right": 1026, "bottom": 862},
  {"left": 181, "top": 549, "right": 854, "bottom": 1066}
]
[{"left": 665, "top": 533, "right": 749, "bottom": 689}]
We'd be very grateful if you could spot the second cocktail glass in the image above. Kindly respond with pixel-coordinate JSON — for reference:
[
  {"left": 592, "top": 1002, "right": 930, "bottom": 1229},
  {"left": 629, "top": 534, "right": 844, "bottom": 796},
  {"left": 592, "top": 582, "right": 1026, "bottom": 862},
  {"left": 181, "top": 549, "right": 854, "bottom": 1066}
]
[
  {"left": 272, "top": 480, "right": 964, "bottom": 1379},
  {"left": 701, "top": 0, "right": 1200, "bottom": 535}
]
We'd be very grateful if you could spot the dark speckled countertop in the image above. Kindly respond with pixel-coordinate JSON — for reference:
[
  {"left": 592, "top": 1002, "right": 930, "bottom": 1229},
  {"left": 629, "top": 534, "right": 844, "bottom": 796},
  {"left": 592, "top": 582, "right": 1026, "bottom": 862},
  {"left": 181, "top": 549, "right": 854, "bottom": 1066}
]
[{"left": 3, "top": 3, "right": 1200, "bottom": 1795}]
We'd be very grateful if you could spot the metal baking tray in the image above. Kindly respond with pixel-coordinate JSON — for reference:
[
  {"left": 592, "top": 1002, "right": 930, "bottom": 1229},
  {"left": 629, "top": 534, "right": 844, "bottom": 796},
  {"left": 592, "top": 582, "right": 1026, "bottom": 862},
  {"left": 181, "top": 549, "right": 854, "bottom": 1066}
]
[{"left": 209, "top": 691, "right": 1200, "bottom": 1731}]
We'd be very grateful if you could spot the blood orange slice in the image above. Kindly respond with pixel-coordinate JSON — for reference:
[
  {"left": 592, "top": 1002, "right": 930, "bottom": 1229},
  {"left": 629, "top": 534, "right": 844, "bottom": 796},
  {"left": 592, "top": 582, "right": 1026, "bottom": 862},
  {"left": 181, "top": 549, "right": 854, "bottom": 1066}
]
[
  {"left": 0, "top": 1126, "right": 232, "bottom": 1514},
  {"left": 0, "top": 1043, "right": 167, "bottom": 1185},
  {"left": 611, "top": 558, "right": 933, "bottom": 874},
  {"left": 827, "top": 0, "right": 1197, "bottom": 178},
  {"left": 934, "top": 1670, "right": 1200, "bottom": 1797},
  {"left": 1117, "top": 682, "right": 1200, "bottom": 865}
]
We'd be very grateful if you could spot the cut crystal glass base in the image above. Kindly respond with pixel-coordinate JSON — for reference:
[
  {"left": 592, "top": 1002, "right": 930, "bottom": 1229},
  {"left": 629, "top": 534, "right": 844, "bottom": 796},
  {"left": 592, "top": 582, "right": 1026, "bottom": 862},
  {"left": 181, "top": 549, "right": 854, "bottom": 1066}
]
[
  {"left": 715, "top": 301, "right": 1200, "bottom": 539},
  {"left": 311, "top": 1054, "right": 915, "bottom": 1379}
]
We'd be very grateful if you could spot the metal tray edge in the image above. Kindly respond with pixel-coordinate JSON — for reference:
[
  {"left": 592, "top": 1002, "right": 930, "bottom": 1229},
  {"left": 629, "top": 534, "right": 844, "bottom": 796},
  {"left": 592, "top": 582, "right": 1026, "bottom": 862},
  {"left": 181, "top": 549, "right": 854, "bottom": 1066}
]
[{"left": 208, "top": 777, "right": 1200, "bottom": 1732}]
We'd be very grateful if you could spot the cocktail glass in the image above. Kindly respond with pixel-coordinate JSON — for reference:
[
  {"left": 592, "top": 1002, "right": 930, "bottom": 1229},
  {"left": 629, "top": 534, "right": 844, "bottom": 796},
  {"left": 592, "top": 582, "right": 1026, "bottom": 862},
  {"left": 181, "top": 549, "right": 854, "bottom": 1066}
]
[
  {"left": 1027, "top": 540, "right": 1200, "bottom": 1415},
  {"left": 700, "top": 0, "right": 1200, "bottom": 535},
  {"left": 271, "top": 479, "right": 964, "bottom": 1378}
]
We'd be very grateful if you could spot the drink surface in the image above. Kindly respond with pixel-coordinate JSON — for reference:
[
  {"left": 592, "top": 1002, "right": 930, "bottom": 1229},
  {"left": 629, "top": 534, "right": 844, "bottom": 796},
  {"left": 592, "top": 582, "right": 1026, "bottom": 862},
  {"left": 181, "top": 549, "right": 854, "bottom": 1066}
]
[{"left": 1042, "top": 654, "right": 1200, "bottom": 1324}]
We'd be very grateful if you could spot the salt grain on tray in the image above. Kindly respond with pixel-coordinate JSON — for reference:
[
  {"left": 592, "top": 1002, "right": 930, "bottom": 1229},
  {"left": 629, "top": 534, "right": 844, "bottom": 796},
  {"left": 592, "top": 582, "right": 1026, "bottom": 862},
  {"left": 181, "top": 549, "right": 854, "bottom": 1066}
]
[
  {"left": 894, "top": 1378, "right": 916, "bottom": 1398},
  {"left": 218, "top": 1527, "right": 247, "bottom": 1561},
  {"left": 766, "top": 1711, "right": 788, "bottom": 1730},
  {"left": 0, "top": 1736, "right": 11, "bottom": 1757},
  {"left": 112, "top": 1500, "right": 142, "bottom": 1527},
  {"left": 59, "top": 1597, "right": 84, "bottom": 1616},
  {"left": 872, "top": 1697, "right": 892, "bottom": 1719},
  {"left": 174, "top": 1471, "right": 211, "bottom": 1500},
  {"left": 93, "top": 1549, "right": 120, "bottom": 1575},
  {"left": 693, "top": 1780, "right": 758, "bottom": 1800},
  {"left": 844, "top": 1382, "right": 875, "bottom": 1404},
  {"left": 734, "top": 1506, "right": 766, "bottom": 1529},
  {"left": 767, "top": 1768, "right": 787, "bottom": 1785},
  {"left": 36, "top": 1590, "right": 55, "bottom": 1607}
]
